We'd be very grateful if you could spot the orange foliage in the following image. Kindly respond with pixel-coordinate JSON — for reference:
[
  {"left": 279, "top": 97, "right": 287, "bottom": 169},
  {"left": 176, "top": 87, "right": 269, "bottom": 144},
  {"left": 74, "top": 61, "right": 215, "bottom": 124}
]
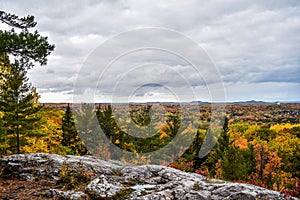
[
  {"left": 234, "top": 138, "right": 248, "bottom": 149},
  {"left": 249, "top": 143, "right": 292, "bottom": 193}
]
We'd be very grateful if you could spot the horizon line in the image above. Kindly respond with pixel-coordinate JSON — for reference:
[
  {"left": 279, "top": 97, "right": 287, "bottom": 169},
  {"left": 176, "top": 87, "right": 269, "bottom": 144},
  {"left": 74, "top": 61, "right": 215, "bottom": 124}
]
[{"left": 39, "top": 100, "right": 300, "bottom": 104}]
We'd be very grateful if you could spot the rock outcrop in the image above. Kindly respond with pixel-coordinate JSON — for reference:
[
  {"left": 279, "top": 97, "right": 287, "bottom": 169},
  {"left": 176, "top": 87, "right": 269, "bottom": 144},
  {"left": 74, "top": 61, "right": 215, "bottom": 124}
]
[{"left": 0, "top": 153, "right": 297, "bottom": 200}]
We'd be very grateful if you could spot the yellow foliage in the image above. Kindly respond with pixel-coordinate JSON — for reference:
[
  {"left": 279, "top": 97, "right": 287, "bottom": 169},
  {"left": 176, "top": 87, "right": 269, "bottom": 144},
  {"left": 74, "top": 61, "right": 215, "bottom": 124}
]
[
  {"left": 159, "top": 123, "right": 170, "bottom": 139},
  {"left": 21, "top": 107, "right": 66, "bottom": 154},
  {"left": 270, "top": 123, "right": 300, "bottom": 133}
]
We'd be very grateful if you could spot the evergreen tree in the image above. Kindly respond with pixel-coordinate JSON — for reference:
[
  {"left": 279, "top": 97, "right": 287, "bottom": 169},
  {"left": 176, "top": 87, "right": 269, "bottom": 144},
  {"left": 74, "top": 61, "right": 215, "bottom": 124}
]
[
  {"left": 182, "top": 128, "right": 204, "bottom": 168},
  {"left": 0, "top": 60, "right": 41, "bottom": 154},
  {"left": 96, "top": 105, "right": 115, "bottom": 141},
  {"left": 216, "top": 117, "right": 232, "bottom": 156},
  {"left": 219, "top": 145, "right": 254, "bottom": 181},
  {"left": 0, "top": 11, "right": 54, "bottom": 155},
  {"left": 61, "top": 104, "right": 87, "bottom": 155},
  {"left": 203, "top": 117, "right": 233, "bottom": 177},
  {"left": 0, "top": 11, "right": 54, "bottom": 67},
  {"left": 214, "top": 119, "right": 256, "bottom": 181}
]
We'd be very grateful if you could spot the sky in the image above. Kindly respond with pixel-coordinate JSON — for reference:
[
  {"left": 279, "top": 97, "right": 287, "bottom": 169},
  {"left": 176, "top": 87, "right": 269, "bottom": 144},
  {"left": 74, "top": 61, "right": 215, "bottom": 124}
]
[{"left": 1, "top": 0, "right": 300, "bottom": 103}]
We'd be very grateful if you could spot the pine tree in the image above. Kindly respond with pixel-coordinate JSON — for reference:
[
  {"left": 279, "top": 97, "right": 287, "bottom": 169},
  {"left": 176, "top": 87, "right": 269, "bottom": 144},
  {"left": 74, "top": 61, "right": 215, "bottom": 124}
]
[
  {"left": 73, "top": 103, "right": 104, "bottom": 156},
  {"left": 61, "top": 104, "right": 87, "bottom": 155},
  {"left": 0, "top": 11, "right": 54, "bottom": 155},
  {"left": 182, "top": 128, "right": 204, "bottom": 169},
  {"left": 216, "top": 117, "right": 232, "bottom": 156},
  {"left": 0, "top": 11, "right": 54, "bottom": 67},
  {"left": 219, "top": 145, "right": 252, "bottom": 181},
  {"left": 203, "top": 117, "right": 233, "bottom": 177},
  {"left": 215, "top": 119, "right": 256, "bottom": 181},
  {"left": 0, "top": 60, "right": 41, "bottom": 154}
]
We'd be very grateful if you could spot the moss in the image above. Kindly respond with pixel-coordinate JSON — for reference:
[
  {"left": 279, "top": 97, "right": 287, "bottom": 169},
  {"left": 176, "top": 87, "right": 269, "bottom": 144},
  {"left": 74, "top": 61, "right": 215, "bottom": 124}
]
[
  {"left": 86, "top": 190, "right": 105, "bottom": 199},
  {"left": 123, "top": 180, "right": 137, "bottom": 187},
  {"left": 140, "top": 190, "right": 148, "bottom": 196},
  {"left": 112, "top": 169, "right": 122, "bottom": 176},
  {"left": 192, "top": 183, "right": 202, "bottom": 191},
  {"left": 111, "top": 188, "right": 135, "bottom": 200},
  {"left": 86, "top": 188, "right": 135, "bottom": 200}
]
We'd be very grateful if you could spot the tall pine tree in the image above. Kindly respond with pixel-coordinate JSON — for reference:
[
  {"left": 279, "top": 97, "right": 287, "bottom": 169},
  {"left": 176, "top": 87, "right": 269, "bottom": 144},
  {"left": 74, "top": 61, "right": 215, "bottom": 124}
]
[{"left": 0, "top": 11, "right": 54, "bottom": 155}]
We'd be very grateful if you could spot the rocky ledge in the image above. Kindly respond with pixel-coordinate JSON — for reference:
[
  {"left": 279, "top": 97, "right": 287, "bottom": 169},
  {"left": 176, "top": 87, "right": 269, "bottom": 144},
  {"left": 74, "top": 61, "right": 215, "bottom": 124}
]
[{"left": 0, "top": 153, "right": 297, "bottom": 200}]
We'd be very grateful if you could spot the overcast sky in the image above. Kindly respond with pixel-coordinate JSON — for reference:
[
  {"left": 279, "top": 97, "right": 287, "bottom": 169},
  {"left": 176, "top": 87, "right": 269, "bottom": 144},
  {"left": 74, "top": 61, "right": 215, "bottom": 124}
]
[{"left": 1, "top": 0, "right": 300, "bottom": 103}]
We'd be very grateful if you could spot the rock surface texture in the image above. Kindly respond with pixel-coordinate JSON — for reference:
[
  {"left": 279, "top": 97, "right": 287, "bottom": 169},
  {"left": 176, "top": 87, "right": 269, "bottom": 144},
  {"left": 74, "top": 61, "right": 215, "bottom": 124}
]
[{"left": 0, "top": 153, "right": 297, "bottom": 200}]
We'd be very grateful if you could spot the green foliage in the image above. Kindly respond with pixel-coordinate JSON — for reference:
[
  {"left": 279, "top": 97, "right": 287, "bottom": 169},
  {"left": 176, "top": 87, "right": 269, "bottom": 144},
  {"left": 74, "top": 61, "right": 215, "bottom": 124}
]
[
  {"left": 218, "top": 145, "right": 255, "bottom": 181},
  {"left": 0, "top": 119, "right": 9, "bottom": 156},
  {"left": 111, "top": 188, "right": 135, "bottom": 200},
  {"left": 203, "top": 117, "right": 233, "bottom": 177},
  {"left": 74, "top": 103, "right": 103, "bottom": 156},
  {"left": 86, "top": 188, "right": 135, "bottom": 200},
  {"left": 130, "top": 104, "right": 151, "bottom": 127},
  {"left": 0, "top": 11, "right": 36, "bottom": 29},
  {"left": 216, "top": 117, "right": 232, "bottom": 154},
  {"left": 192, "top": 183, "right": 201, "bottom": 190},
  {"left": 0, "top": 11, "right": 54, "bottom": 154},
  {"left": 194, "top": 117, "right": 300, "bottom": 198},
  {"left": 61, "top": 104, "right": 87, "bottom": 156},
  {"left": 0, "top": 11, "right": 54, "bottom": 67},
  {"left": 0, "top": 61, "right": 41, "bottom": 154},
  {"left": 96, "top": 104, "right": 181, "bottom": 155},
  {"left": 255, "top": 128, "right": 277, "bottom": 142},
  {"left": 182, "top": 128, "right": 205, "bottom": 168}
]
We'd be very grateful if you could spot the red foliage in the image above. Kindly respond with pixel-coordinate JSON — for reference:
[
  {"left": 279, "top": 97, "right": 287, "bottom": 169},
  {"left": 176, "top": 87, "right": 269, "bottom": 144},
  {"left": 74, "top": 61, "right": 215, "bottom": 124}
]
[
  {"left": 168, "top": 158, "right": 194, "bottom": 172},
  {"left": 282, "top": 181, "right": 300, "bottom": 198},
  {"left": 195, "top": 168, "right": 209, "bottom": 176}
]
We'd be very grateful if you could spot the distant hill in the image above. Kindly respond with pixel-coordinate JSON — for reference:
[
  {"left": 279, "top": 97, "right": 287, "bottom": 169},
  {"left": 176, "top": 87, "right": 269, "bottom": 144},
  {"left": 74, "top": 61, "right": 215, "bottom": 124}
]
[{"left": 229, "top": 100, "right": 270, "bottom": 105}]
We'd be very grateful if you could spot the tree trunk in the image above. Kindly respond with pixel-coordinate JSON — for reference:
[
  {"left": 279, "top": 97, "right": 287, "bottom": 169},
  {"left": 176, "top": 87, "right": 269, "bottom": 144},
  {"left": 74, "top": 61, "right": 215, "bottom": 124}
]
[{"left": 16, "top": 112, "right": 20, "bottom": 154}]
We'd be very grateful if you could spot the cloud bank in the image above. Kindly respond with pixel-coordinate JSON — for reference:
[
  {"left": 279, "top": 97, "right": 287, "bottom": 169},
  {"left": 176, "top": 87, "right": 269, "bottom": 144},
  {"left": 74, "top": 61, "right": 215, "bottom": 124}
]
[{"left": 1, "top": 0, "right": 300, "bottom": 102}]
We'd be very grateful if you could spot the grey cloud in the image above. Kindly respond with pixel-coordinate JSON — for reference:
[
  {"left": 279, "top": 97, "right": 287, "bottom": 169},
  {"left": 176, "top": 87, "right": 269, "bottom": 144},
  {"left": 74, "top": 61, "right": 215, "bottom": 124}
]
[
  {"left": 254, "top": 66, "right": 300, "bottom": 83},
  {"left": 2, "top": 0, "right": 300, "bottom": 102},
  {"left": 46, "top": 68, "right": 55, "bottom": 74}
]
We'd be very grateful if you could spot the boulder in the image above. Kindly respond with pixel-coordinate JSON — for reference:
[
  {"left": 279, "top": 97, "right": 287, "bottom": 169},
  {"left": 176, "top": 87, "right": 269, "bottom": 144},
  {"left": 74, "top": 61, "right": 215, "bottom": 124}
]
[{"left": 0, "top": 153, "right": 297, "bottom": 200}]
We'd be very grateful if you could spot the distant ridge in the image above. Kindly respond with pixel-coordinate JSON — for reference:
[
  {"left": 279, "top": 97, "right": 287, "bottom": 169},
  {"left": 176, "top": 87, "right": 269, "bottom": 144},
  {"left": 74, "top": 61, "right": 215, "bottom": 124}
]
[
  {"left": 191, "top": 100, "right": 270, "bottom": 105},
  {"left": 229, "top": 100, "right": 269, "bottom": 105}
]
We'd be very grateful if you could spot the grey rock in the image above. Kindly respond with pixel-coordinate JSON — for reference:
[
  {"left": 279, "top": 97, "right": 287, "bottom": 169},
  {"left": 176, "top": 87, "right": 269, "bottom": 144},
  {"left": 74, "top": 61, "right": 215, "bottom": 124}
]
[
  {"left": 184, "top": 190, "right": 211, "bottom": 200},
  {"left": 70, "top": 191, "right": 87, "bottom": 200},
  {"left": 0, "top": 153, "right": 298, "bottom": 200},
  {"left": 18, "top": 173, "right": 33, "bottom": 181},
  {"left": 210, "top": 182, "right": 288, "bottom": 200},
  {"left": 47, "top": 189, "right": 70, "bottom": 199},
  {"left": 86, "top": 175, "right": 122, "bottom": 198},
  {"left": 47, "top": 189, "right": 87, "bottom": 199}
]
